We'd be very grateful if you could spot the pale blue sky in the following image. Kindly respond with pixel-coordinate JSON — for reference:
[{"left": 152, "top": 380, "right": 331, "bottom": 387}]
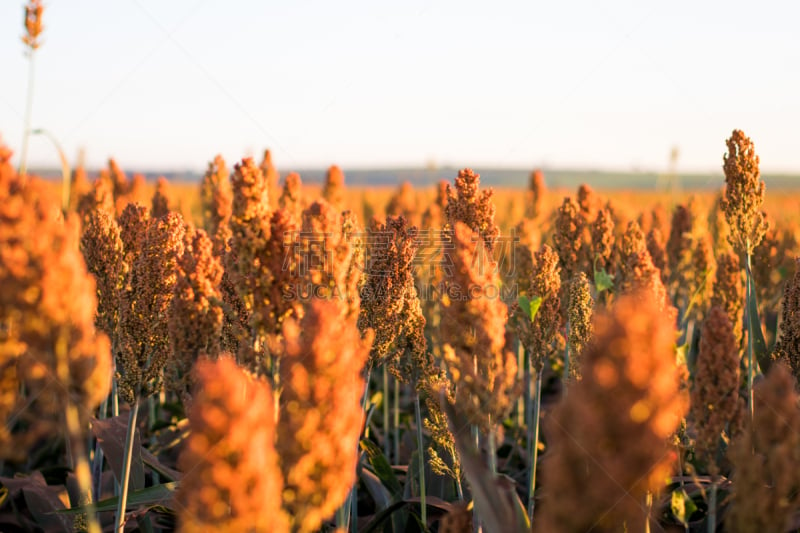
[{"left": 1, "top": 0, "right": 798, "bottom": 173}]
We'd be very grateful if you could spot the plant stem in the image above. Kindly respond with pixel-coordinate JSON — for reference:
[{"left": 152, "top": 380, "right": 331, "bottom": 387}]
[
  {"left": 338, "top": 367, "right": 372, "bottom": 531},
  {"left": 527, "top": 368, "right": 543, "bottom": 520},
  {"left": 55, "top": 332, "right": 100, "bottom": 533},
  {"left": 393, "top": 377, "right": 400, "bottom": 464},
  {"left": 472, "top": 424, "right": 480, "bottom": 533},
  {"left": 455, "top": 476, "right": 464, "bottom": 501},
  {"left": 708, "top": 479, "right": 717, "bottom": 533},
  {"left": 414, "top": 393, "right": 427, "bottom": 528},
  {"left": 383, "top": 365, "right": 390, "bottom": 461},
  {"left": 564, "top": 319, "right": 571, "bottom": 389},
  {"left": 115, "top": 398, "right": 139, "bottom": 533},
  {"left": 746, "top": 252, "right": 755, "bottom": 419},
  {"left": 488, "top": 425, "right": 497, "bottom": 476},
  {"left": 92, "top": 389, "right": 110, "bottom": 501},
  {"left": 66, "top": 401, "right": 102, "bottom": 533},
  {"left": 18, "top": 50, "right": 36, "bottom": 180},
  {"left": 516, "top": 340, "right": 525, "bottom": 427}
]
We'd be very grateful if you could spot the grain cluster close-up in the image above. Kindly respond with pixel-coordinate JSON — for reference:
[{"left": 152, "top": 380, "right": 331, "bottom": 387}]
[{"left": 3, "top": 2, "right": 800, "bottom": 532}]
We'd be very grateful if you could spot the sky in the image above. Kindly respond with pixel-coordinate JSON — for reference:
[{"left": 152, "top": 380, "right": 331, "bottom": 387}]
[{"left": 0, "top": 0, "right": 798, "bottom": 174}]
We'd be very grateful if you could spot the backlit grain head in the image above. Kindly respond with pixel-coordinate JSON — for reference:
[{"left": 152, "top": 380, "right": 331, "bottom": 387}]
[
  {"left": 721, "top": 129, "right": 768, "bottom": 255},
  {"left": 445, "top": 168, "right": 500, "bottom": 253},
  {"left": 690, "top": 305, "right": 744, "bottom": 474},
  {"left": 279, "top": 299, "right": 372, "bottom": 533},
  {"left": 176, "top": 356, "right": 287, "bottom": 533},
  {"left": 537, "top": 291, "right": 686, "bottom": 532}
]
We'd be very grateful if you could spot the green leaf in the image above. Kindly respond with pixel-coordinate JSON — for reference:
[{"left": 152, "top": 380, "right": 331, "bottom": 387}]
[
  {"left": 517, "top": 295, "right": 531, "bottom": 319},
  {"left": 746, "top": 267, "right": 770, "bottom": 374},
  {"left": 594, "top": 266, "right": 615, "bottom": 293},
  {"left": 55, "top": 482, "right": 178, "bottom": 515},
  {"left": 528, "top": 296, "right": 543, "bottom": 322},
  {"left": 360, "top": 439, "right": 402, "bottom": 497},
  {"left": 670, "top": 488, "right": 697, "bottom": 526},
  {"left": 676, "top": 342, "right": 688, "bottom": 368}
]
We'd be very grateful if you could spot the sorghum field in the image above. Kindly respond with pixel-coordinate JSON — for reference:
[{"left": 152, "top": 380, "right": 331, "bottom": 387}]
[{"left": 4, "top": 3, "right": 800, "bottom": 533}]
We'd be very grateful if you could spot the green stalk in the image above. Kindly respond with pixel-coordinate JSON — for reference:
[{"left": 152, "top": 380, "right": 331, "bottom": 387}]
[
  {"left": 487, "top": 424, "right": 497, "bottom": 476},
  {"left": 393, "top": 377, "right": 400, "bottom": 464},
  {"left": 414, "top": 394, "right": 427, "bottom": 528},
  {"left": 708, "top": 479, "right": 717, "bottom": 533},
  {"left": 745, "top": 252, "right": 755, "bottom": 419},
  {"left": 472, "top": 424, "right": 480, "bottom": 533},
  {"left": 527, "top": 368, "right": 543, "bottom": 520},
  {"left": 92, "top": 389, "right": 110, "bottom": 500},
  {"left": 383, "top": 365, "right": 390, "bottom": 461},
  {"left": 115, "top": 398, "right": 139, "bottom": 533},
  {"left": 516, "top": 341, "right": 525, "bottom": 427},
  {"left": 564, "top": 319, "right": 571, "bottom": 388}
]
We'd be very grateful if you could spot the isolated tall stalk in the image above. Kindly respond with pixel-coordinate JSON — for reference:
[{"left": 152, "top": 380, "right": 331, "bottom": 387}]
[
  {"left": 19, "top": 1, "right": 44, "bottom": 179},
  {"left": 719, "top": 129, "right": 768, "bottom": 418}
]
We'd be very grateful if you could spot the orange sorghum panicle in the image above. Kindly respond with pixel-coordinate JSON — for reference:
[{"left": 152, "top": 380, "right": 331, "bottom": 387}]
[
  {"left": 621, "top": 249, "right": 676, "bottom": 325},
  {"left": 576, "top": 183, "right": 598, "bottom": 221},
  {"left": 117, "top": 212, "right": 185, "bottom": 403},
  {"left": 227, "top": 157, "right": 276, "bottom": 363},
  {"left": 591, "top": 207, "right": 615, "bottom": 275},
  {"left": 22, "top": 0, "right": 44, "bottom": 51},
  {"left": 0, "top": 166, "right": 111, "bottom": 458},
  {"left": 259, "top": 149, "right": 280, "bottom": 210},
  {"left": 526, "top": 168, "right": 545, "bottom": 220},
  {"left": 513, "top": 244, "right": 562, "bottom": 372},
  {"left": 720, "top": 129, "right": 768, "bottom": 255},
  {"left": 422, "top": 179, "right": 449, "bottom": 230},
  {"left": 299, "top": 200, "right": 362, "bottom": 317},
  {"left": 386, "top": 182, "right": 416, "bottom": 219},
  {"left": 151, "top": 176, "right": 171, "bottom": 218},
  {"left": 616, "top": 220, "right": 647, "bottom": 289},
  {"left": 567, "top": 271, "right": 593, "bottom": 380},
  {"left": 278, "top": 171, "right": 304, "bottom": 223},
  {"left": 77, "top": 177, "right": 115, "bottom": 223},
  {"left": 646, "top": 227, "right": 667, "bottom": 282},
  {"left": 711, "top": 251, "right": 744, "bottom": 347},
  {"left": 167, "top": 228, "right": 224, "bottom": 405},
  {"left": 278, "top": 299, "right": 372, "bottom": 533},
  {"left": 176, "top": 356, "right": 287, "bottom": 533},
  {"left": 68, "top": 162, "right": 90, "bottom": 213},
  {"left": 445, "top": 168, "right": 500, "bottom": 253},
  {"left": 553, "top": 196, "right": 586, "bottom": 282},
  {"left": 773, "top": 258, "right": 800, "bottom": 381},
  {"left": 80, "top": 209, "right": 125, "bottom": 339},
  {"left": 199, "top": 155, "right": 232, "bottom": 245},
  {"left": 729, "top": 362, "right": 800, "bottom": 533},
  {"left": 358, "top": 215, "right": 418, "bottom": 369},
  {"left": 536, "top": 291, "right": 687, "bottom": 532},
  {"left": 690, "top": 305, "right": 744, "bottom": 474},
  {"left": 440, "top": 222, "right": 517, "bottom": 433},
  {"left": 322, "top": 164, "right": 345, "bottom": 211}
]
